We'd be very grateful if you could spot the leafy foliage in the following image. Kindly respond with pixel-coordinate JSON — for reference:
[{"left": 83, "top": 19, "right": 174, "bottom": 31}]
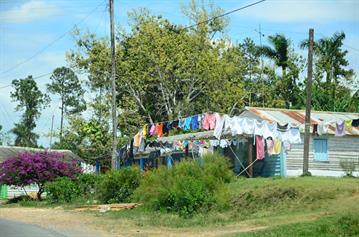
[
  {"left": 45, "top": 176, "right": 80, "bottom": 203},
  {"left": 0, "top": 151, "right": 81, "bottom": 199},
  {"left": 96, "top": 168, "right": 141, "bottom": 204},
  {"left": 133, "top": 154, "right": 234, "bottom": 217},
  {"left": 47, "top": 67, "right": 86, "bottom": 138},
  {"left": 52, "top": 116, "right": 113, "bottom": 166},
  {"left": 11, "top": 76, "right": 49, "bottom": 147}
]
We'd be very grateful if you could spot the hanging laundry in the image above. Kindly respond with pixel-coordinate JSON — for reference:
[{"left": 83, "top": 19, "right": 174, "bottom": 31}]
[
  {"left": 272, "top": 139, "right": 282, "bottom": 155},
  {"left": 139, "top": 138, "right": 146, "bottom": 152},
  {"left": 266, "top": 139, "right": 274, "bottom": 156},
  {"left": 335, "top": 120, "right": 345, "bottom": 136},
  {"left": 179, "top": 119, "right": 186, "bottom": 129},
  {"left": 254, "top": 120, "right": 265, "bottom": 136},
  {"left": 147, "top": 124, "right": 152, "bottom": 136},
  {"left": 288, "top": 127, "right": 301, "bottom": 144},
  {"left": 163, "top": 122, "right": 170, "bottom": 135},
  {"left": 312, "top": 124, "right": 318, "bottom": 135},
  {"left": 133, "top": 132, "right": 141, "bottom": 147},
  {"left": 142, "top": 124, "right": 148, "bottom": 138},
  {"left": 263, "top": 121, "right": 278, "bottom": 139},
  {"left": 230, "top": 116, "right": 243, "bottom": 136},
  {"left": 223, "top": 116, "right": 233, "bottom": 134},
  {"left": 156, "top": 123, "right": 164, "bottom": 137},
  {"left": 317, "top": 122, "right": 329, "bottom": 136},
  {"left": 184, "top": 117, "right": 192, "bottom": 131},
  {"left": 150, "top": 124, "right": 157, "bottom": 136},
  {"left": 277, "top": 123, "right": 289, "bottom": 132},
  {"left": 191, "top": 115, "right": 199, "bottom": 130},
  {"left": 278, "top": 128, "right": 290, "bottom": 143},
  {"left": 197, "top": 115, "right": 202, "bottom": 129},
  {"left": 352, "top": 119, "right": 359, "bottom": 127},
  {"left": 345, "top": 120, "right": 353, "bottom": 133},
  {"left": 241, "top": 117, "right": 255, "bottom": 135},
  {"left": 202, "top": 112, "right": 217, "bottom": 130},
  {"left": 172, "top": 120, "right": 179, "bottom": 129},
  {"left": 214, "top": 114, "right": 227, "bottom": 139},
  {"left": 256, "top": 136, "right": 265, "bottom": 160},
  {"left": 210, "top": 139, "right": 230, "bottom": 148}
]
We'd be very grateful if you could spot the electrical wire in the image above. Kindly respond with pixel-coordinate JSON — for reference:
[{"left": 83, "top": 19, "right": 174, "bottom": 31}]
[
  {"left": 0, "top": 0, "right": 106, "bottom": 75},
  {"left": 182, "top": 0, "right": 266, "bottom": 30}
]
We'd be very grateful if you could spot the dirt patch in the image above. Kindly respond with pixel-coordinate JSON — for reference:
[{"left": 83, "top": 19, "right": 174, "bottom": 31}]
[{"left": 0, "top": 207, "right": 265, "bottom": 237}]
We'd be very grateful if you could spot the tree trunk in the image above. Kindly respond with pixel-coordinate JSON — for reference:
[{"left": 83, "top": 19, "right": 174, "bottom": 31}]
[{"left": 37, "top": 185, "right": 43, "bottom": 200}]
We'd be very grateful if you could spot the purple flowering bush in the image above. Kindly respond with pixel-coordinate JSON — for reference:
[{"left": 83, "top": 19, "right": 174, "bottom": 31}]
[{"left": 0, "top": 151, "right": 82, "bottom": 200}]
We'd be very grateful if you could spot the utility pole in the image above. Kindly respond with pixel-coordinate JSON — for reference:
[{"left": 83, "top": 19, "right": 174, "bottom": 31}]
[
  {"left": 109, "top": 0, "right": 118, "bottom": 169},
  {"left": 49, "top": 115, "right": 54, "bottom": 149},
  {"left": 303, "top": 28, "right": 314, "bottom": 175},
  {"left": 257, "top": 24, "right": 265, "bottom": 107}
]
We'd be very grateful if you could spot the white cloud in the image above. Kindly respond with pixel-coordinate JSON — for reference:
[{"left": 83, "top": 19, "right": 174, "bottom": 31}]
[
  {"left": 237, "top": 0, "right": 359, "bottom": 23},
  {"left": 0, "top": 0, "right": 61, "bottom": 23}
]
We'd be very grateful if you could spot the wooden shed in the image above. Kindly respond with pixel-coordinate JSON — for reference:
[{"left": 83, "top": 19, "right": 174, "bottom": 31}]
[{"left": 239, "top": 107, "right": 359, "bottom": 177}]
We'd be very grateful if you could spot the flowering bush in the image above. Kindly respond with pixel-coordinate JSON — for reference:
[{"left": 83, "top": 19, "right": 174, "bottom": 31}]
[{"left": 0, "top": 151, "right": 82, "bottom": 199}]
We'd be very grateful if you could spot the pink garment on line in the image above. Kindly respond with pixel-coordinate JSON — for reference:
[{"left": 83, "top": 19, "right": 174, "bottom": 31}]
[
  {"left": 149, "top": 124, "right": 157, "bottom": 136},
  {"left": 202, "top": 112, "right": 217, "bottom": 130},
  {"left": 256, "top": 136, "right": 265, "bottom": 160},
  {"left": 266, "top": 139, "right": 274, "bottom": 156}
]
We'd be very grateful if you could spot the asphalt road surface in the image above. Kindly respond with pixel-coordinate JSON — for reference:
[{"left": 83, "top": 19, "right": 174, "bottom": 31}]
[{"left": 0, "top": 219, "right": 67, "bottom": 237}]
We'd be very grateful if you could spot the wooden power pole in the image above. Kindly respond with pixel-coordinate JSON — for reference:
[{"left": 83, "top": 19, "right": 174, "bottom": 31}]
[
  {"left": 303, "top": 28, "right": 314, "bottom": 175},
  {"left": 109, "top": 0, "right": 118, "bottom": 169}
]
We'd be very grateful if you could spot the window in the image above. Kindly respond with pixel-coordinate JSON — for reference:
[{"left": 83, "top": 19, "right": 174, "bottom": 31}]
[{"left": 313, "top": 139, "right": 328, "bottom": 161}]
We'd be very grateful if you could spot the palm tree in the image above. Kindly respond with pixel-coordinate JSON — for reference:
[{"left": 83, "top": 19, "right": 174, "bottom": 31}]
[
  {"left": 300, "top": 32, "right": 354, "bottom": 111},
  {"left": 259, "top": 34, "right": 290, "bottom": 79}
]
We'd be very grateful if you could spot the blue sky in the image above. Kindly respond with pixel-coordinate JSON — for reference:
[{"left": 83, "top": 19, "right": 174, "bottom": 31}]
[{"left": 0, "top": 0, "right": 358, "bottom": 147}]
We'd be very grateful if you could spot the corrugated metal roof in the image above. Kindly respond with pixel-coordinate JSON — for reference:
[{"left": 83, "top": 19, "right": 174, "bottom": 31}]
[
  {"left": 0, "top": 146, "right": 82, "bottom": 163},
  {"left": 241, "top": 107, "right": 359, "bottom": 136}
]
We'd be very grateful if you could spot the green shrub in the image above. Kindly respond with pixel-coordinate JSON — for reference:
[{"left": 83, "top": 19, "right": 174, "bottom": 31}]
[
  {"left": 77, "top": 173, "right": 99, "bottom": 199},
  {"left": 133, "top": 153, "right": 234, "bottom": 217},
  {"left": 45, "top": 177, "right": 80, "bottom": 203},
  {"left": 96, "top": 167, "right": 141, "bottom": 204}
]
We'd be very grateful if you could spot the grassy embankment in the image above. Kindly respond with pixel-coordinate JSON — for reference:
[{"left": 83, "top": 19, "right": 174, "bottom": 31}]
[{"left": 103, "top": 176, "right": 359, "bottom": 236}]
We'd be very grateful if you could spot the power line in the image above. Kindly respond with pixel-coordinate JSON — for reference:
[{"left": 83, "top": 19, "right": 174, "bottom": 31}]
[
  {"left": 183, "top": 0, "right": 266, "bottom": 30},
  {"left": 0, "top": 72, "right": 53, "bottom": 90},
  {"left": 0, "top": 0, "right": 106, "bottom": 75}
]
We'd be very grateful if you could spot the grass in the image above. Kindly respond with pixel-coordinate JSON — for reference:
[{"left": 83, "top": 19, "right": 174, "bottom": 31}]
[
  {"left": 2, "top": 176, "right": 359, "bottom": 236},
  {"left": 233, "top": 212, "right": 359, "bottom": 237},
  {"left": 103, "top": 176, "right": 359, "bottom": 230}
]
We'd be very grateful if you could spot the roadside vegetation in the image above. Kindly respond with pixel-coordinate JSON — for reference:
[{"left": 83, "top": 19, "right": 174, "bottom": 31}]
[{"left": 2, "top": 153, "right": 358, "bottom": 236}]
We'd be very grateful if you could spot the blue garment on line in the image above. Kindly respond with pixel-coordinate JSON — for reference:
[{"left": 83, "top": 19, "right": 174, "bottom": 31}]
[
  {"left": 191, "top": 115, "right": 199, "bottom": 130},
  {"left": 179, "top": 119, "right": 186, "bottom": 129},
  {"left": 184, "top": 117, "right": 192, "bottom": 131}
]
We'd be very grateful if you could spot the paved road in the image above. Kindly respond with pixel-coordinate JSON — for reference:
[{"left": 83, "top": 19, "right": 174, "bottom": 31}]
[{"left": 0, "top": 219, "right": 67, "bottom": 237}]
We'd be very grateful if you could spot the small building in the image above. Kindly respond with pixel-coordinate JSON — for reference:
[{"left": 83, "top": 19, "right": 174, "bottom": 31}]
[
  {"left": 119, "top": 107, "right": 359, "bottom": 178},
  {"left": 0, "top": 146, "right": 84, "bottom": 200},
  {"left": 239, "top": 107, "right": 359, "bottom": 177}
]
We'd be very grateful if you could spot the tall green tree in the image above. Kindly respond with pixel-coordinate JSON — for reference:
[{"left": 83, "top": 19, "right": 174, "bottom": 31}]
[
  {"left": 11, "top": 76, "right": 49, "bottom": 147},
  {"left": 300, "top": 32, "right": 355, "bottom": 111},
  {"left": 68, "top": 3, "right": 243, "bottom": 136},
  {"left": 259, "top": 34, "right": 303, "bottom": 108},
  {"left": 47, "top": 67, "right": 86, "bottom": 139},
  {"left": 259, "top": 34, "right": 290, "bottom": 79}
]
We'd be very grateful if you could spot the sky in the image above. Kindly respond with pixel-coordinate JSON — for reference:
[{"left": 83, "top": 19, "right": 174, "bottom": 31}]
[{"left": 0, "top": 0, "right": 358, "bottom": 147}]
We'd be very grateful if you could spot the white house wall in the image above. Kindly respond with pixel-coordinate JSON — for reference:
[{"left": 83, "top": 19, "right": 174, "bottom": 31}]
[{"left": 286, "top": 135, "right": 359, "bottom": 177}]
